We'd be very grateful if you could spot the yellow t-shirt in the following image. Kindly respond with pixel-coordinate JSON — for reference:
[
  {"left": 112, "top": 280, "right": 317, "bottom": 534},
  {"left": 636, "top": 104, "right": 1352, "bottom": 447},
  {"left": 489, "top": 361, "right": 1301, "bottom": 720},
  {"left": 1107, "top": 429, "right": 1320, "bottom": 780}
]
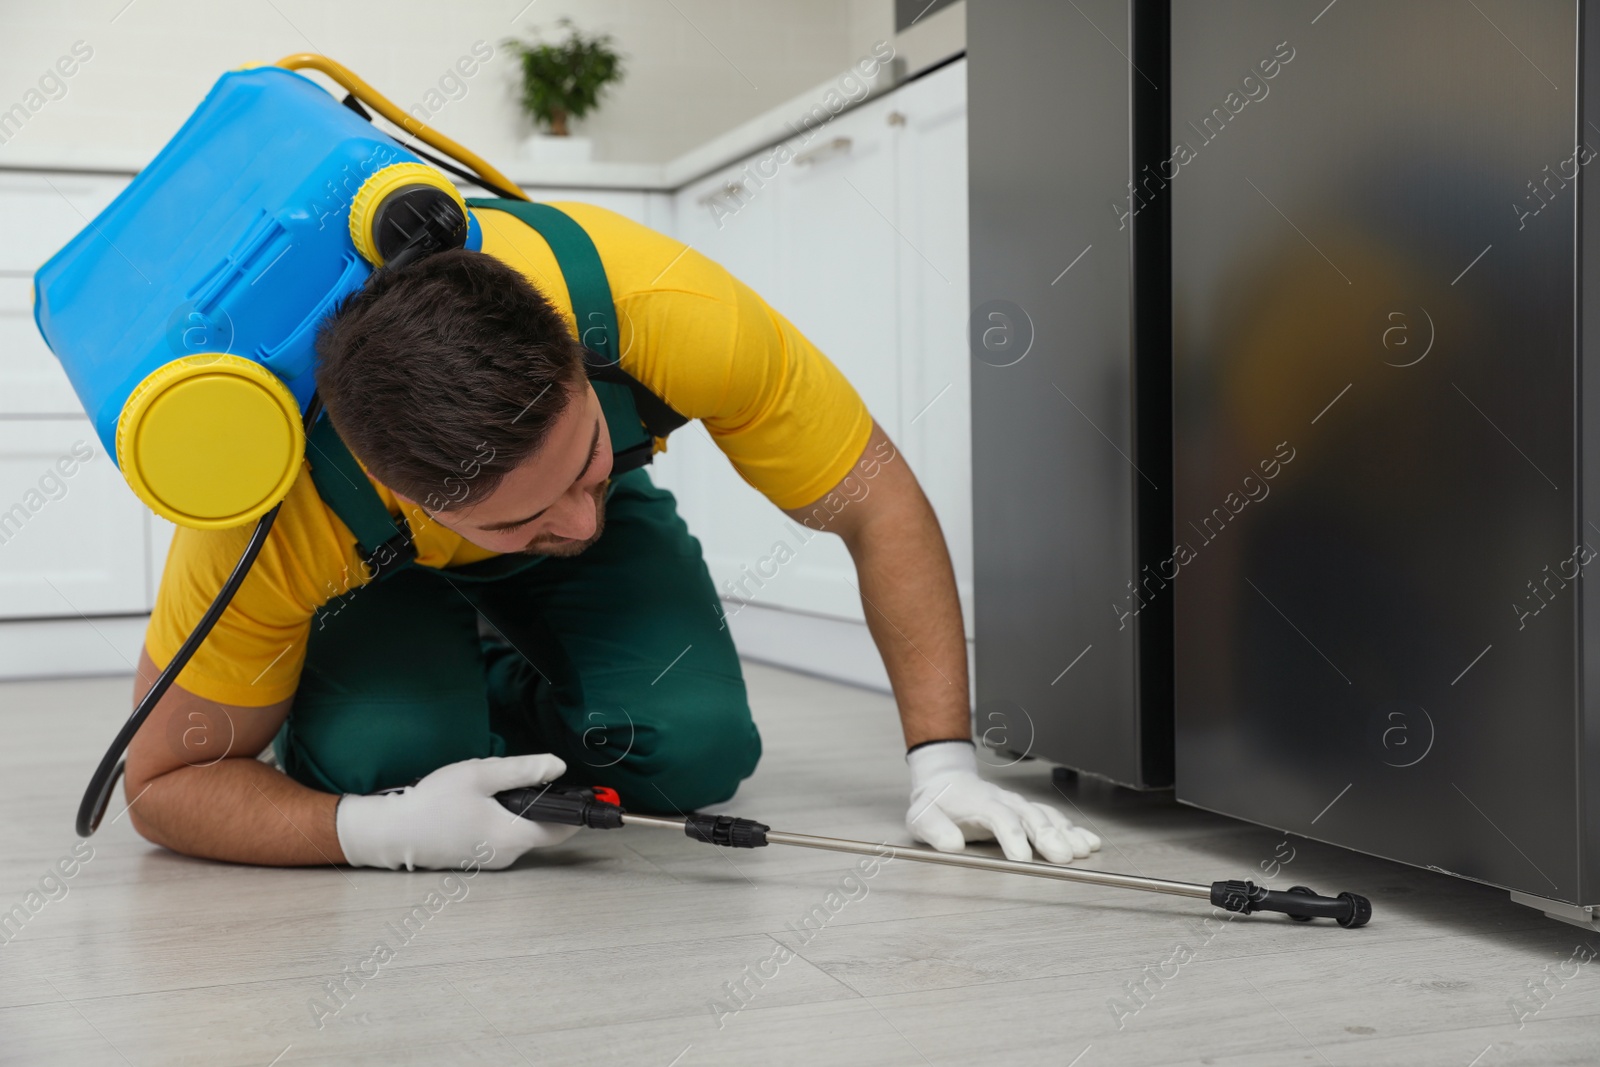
[{"left": 145, "top": 202, "right": 872, "bottom": 707}]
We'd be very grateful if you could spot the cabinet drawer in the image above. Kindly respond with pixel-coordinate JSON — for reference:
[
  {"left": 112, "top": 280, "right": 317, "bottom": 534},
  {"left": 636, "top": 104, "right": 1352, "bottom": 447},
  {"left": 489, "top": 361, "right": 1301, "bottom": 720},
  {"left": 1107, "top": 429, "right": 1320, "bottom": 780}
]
[
  {"left": 0, "top": 276, "right": 80, "bottom": 415},
  {"left": 0, "top": 419, "right": 147, "bottom": 618},
  {"left": 0, "top": 172, "right": 130, "bottom": 274}
]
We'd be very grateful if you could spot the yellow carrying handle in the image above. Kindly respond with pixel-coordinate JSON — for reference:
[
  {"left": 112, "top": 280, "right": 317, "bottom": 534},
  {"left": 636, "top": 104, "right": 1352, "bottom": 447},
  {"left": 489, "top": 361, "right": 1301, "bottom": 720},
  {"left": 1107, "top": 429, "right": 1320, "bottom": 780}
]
[{"left": 275, "top": 53, "right": 529, "bottom": 203}]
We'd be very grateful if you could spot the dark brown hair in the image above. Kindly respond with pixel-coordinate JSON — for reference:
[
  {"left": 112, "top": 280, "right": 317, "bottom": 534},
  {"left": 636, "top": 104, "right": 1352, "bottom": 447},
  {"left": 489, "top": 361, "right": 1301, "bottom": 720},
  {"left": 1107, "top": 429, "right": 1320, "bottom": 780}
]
[{"left": 315, "top": 249, "right": 584, "bottom": 509}]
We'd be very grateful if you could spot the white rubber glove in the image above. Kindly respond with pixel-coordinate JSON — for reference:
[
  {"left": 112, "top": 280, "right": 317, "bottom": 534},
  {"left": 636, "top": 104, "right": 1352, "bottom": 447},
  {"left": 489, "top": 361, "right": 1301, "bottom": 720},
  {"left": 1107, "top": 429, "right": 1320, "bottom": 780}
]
[
  {"left": 906, "top": 740, "right": 1102, "bottom": 864},
  {"left": 336, "top": 754, "right": 580, "bottom": 871}
]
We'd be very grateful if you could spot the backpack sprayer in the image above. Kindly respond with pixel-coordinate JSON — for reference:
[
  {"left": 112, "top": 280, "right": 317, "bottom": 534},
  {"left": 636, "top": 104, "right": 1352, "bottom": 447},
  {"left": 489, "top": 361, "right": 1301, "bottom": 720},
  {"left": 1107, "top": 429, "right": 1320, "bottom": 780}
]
[
  {"left": 34, "top": 58, "right": 1370, "bottom": 928},
  {"left": 34, "top": 55, "right": 530, "bottom": 840}
]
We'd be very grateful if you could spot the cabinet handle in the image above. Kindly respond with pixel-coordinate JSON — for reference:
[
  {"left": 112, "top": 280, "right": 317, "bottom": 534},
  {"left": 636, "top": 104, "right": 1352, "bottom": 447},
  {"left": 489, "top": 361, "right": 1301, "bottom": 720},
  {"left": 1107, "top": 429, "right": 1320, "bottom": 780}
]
[
  {"left": 794, "top": 137, "right": 853, "bottom": 168},
  {"left": 697, "top": 180, "right": 745, "bottom": 207}
]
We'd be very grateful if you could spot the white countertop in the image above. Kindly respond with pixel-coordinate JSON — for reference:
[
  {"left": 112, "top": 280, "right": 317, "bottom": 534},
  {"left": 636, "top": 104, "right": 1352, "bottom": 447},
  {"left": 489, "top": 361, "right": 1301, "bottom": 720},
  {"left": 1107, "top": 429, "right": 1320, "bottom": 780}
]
[
  {"left": 506, "top": 61, "right": 902, "bottom": 191},
  {"left": 0, "top": 57, "right": 906, "bottom": 193}
]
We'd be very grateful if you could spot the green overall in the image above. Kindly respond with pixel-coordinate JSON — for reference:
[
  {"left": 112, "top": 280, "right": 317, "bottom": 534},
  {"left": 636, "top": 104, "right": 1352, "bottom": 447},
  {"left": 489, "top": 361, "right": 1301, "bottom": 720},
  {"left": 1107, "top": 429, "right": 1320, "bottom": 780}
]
[{"left": 272, "top": 201, "right": 761, "bottom": 814}]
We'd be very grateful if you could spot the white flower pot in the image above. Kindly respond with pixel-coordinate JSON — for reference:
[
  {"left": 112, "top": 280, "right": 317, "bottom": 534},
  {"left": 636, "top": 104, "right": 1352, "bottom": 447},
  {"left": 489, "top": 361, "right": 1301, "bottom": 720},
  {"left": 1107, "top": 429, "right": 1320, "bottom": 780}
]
[{"left": 517, "top": 134, "right": 594, "bottom": 165}]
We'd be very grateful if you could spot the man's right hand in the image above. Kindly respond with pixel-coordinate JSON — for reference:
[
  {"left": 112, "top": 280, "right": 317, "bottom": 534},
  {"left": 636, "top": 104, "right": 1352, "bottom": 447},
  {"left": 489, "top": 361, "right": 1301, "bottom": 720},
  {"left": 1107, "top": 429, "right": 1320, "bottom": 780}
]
[
  {"left": 124, "top": 646, "right": 582, "bottom": 869},
  {"left": 335, "top": 754, "right": 580, "bottom": 871}
]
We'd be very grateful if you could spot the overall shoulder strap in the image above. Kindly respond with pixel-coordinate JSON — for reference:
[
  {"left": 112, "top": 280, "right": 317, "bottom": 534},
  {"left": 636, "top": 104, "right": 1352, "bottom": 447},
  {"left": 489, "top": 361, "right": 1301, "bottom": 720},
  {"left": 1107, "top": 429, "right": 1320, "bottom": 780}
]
[
  {"left": 465, "top": 198, "right": 688, "bottom": 474},
  {"left": 305, "top": 414, "right": 416, "bottom": 581},
  {"left": 306, "top": 415, "right": 548, "bottom": 585}
]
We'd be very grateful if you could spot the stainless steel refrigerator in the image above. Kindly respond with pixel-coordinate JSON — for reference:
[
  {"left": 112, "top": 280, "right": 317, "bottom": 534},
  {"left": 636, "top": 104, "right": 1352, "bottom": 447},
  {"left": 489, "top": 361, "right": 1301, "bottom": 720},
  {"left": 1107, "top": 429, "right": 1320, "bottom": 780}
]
[
  {"left": 971, "top": 0, "right": 1600, "bottom": 923},
  {"left": 1169, "top": 0, "right": 1600, "bottom": 924}
]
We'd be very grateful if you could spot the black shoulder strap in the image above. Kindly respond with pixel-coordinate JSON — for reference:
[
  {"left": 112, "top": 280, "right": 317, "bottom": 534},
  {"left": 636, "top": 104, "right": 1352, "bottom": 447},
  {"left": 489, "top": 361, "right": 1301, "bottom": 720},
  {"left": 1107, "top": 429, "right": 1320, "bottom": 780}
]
[{"left": 465, "top": 198, "right": 689, "bottom": 473}]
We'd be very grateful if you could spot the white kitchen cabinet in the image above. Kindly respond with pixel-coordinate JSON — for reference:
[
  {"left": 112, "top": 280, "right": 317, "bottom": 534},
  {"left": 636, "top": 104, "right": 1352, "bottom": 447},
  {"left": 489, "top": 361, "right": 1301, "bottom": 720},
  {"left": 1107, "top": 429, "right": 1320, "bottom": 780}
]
[
  {"left": 515, "top": 186, "right": 655, "bottom": 225},
  {"left": 763, "top": 92, "right": 904, "bottom": 623},
  {"left": 656, "top": 124, "right": 798, "bottom": 616},
  {"left": 779, "top": 101, "right": 902, "bottom": 426},
  {"left": 0, "top": 173, "right": 129, "bottom": 417},
  {"left": 0, "top": 171, "right": 149, "bottom": 627},
  {"left": 661, "top": 61, "right": 971, "bottom": 634},
  {"left": 0, "top": 172, "right": 129, "bottom": 275},
  {"left": 0, "top": 419, "right": 147, "bottom": 619},
  {"left": 146, "top": 510, "right": 176, "bottom": 610},
  {"left": 0, "top": 276, "right": 81, "bottom": 416},
  {"left": 890, "top": 61, "right": 972, "bottom": 623}
]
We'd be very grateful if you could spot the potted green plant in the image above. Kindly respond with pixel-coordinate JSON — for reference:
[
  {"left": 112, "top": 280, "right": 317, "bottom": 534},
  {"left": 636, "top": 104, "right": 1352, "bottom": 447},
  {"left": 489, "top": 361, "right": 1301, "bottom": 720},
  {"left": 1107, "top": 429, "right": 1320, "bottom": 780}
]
[{"left": 505, "top": 19, "right": 624, "bottom": 162}]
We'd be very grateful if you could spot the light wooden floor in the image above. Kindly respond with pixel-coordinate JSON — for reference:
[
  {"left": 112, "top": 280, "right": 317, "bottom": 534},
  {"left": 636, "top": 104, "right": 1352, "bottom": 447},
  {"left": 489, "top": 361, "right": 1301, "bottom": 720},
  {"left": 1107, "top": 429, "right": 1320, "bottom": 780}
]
[{"left": 1, "top": 663, "right": 1597, "bottom": 1066}]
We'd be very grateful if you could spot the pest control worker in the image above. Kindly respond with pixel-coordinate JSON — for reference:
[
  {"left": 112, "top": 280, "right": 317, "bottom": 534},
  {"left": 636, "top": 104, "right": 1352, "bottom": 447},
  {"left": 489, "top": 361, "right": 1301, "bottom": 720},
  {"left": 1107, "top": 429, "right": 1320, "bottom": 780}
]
[{"left": 124, "top": 202, "right": 1103, "bottom": 871}]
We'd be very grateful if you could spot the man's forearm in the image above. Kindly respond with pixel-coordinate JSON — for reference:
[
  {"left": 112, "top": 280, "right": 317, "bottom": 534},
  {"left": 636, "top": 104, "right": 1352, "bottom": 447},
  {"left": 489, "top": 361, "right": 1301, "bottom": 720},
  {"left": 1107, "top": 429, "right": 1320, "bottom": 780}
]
[
  {"left": 127, "top": 759, "right": 345, "bottom": 867},
  {"left": 847, "top": 499, "right": 971, "bottom": 746},
  {"left": 809, "top": 427, "right": 970, "bottom": 748},
  {"left": 124, "top": 646, "right": 343, "bottom": 867}
]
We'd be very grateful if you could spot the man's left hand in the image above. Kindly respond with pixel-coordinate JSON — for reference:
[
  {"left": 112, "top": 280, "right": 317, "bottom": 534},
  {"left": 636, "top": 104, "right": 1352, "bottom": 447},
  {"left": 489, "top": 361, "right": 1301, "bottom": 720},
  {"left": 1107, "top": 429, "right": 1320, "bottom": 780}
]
[{"left": 906, "top": 740, "right": 1102, "bottom": 864}]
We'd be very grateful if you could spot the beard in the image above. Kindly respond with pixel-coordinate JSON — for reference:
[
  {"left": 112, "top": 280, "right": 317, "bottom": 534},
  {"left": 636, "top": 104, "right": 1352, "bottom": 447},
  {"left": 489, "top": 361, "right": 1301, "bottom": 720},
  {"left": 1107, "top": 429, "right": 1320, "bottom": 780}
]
[{"left": 518, "top": 482, "right": 608, "bottom": 557}]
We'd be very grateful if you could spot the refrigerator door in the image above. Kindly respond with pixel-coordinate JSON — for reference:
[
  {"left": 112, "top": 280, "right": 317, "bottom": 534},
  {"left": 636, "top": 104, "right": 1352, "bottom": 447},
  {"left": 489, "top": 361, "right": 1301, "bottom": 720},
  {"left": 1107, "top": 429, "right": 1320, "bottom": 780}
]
[
  {"left": 1171, "top": 0, "right": 1588, "bottom": 902},
  {"left": 969, "top": 0, "right": 1174, "bottom": 788}
]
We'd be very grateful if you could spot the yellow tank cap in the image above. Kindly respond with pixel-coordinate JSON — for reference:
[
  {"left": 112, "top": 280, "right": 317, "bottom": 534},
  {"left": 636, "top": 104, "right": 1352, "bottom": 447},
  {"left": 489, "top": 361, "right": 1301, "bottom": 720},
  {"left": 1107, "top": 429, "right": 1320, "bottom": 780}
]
[
  {"left": 117, "top": 354, "right": 304, "bottom": 529},
  {"left": 349, "top": 161, "right": 466, "bottom": 267}
]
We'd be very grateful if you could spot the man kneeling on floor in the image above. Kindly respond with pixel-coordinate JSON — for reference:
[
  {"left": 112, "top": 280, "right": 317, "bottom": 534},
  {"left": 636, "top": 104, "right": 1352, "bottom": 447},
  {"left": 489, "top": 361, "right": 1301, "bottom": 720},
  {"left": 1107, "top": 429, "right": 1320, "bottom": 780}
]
[{"left": 124, "top": 202, "right": 1100, "bottom": 871}]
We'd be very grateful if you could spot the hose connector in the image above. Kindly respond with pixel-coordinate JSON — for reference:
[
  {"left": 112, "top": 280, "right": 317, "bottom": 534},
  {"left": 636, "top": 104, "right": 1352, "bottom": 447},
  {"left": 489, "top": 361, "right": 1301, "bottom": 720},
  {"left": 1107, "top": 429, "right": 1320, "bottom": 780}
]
[{"left": 685, "top": 813, "right": 770, "bottom": 849}]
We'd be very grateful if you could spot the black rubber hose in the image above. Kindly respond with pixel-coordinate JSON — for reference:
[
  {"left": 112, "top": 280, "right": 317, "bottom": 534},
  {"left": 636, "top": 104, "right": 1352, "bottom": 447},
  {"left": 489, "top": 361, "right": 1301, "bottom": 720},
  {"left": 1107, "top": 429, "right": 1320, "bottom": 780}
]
[
  {"left": 74, "top": 396, "right": 324, "bottom": 838},
  {"left": 340, "top": 92, "right": 523, "bottom": 201},
  {"left": 74, "top": 503, "right": 280, "bottom": 837}
]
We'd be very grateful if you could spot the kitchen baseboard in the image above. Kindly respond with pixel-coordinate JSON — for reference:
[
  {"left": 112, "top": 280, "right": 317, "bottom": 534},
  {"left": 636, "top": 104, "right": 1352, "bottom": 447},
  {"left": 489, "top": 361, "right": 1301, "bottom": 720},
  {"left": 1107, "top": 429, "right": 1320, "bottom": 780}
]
[
  {"left": 0, "top": 604, "right": 970, "bottom": 697},
  {"left": 723, "top": 599, "right": 976, "bottom": 698},
  {"left": 0, "top": 615, "right": 148, "bottom": 682}
]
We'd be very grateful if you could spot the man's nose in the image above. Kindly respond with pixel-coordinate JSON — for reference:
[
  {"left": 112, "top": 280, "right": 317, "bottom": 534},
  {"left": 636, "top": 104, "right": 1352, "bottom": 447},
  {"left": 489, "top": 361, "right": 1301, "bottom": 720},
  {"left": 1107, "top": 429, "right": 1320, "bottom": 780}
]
[{"left": 543, "top": 487, "right": 599, "bottom": 542}]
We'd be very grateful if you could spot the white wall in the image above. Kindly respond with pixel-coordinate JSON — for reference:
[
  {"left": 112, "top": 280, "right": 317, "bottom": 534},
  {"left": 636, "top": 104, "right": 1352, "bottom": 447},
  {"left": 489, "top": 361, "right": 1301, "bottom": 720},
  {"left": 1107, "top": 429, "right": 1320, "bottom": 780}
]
[{"left": 0, "top": 0, "right": 895, "bottom": 172}]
